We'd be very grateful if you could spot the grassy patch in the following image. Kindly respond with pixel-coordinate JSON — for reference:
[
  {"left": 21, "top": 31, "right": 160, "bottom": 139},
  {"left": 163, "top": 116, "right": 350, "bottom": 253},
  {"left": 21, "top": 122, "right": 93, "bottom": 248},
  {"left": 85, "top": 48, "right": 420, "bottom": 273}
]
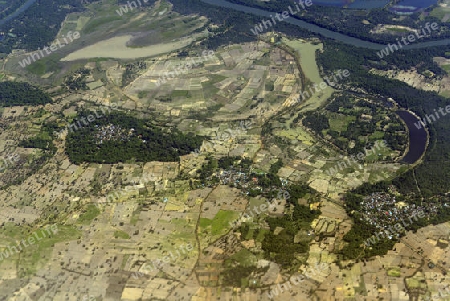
[
  {"left": 387, "top": 267, "right": 401, "bottom": 277},
  {"left": 429, "top": 7, "right": 450, "bottom": 21},
  {"left": 230, "top": 249, "right": 258, "bottom": 267},
  {"left": 130, "top": 209, "right": 141, "bottom": 226},
  {"left": 370, "top": 130, "right": 385, "bottom": 140},
  {"left": 199, "top": 217, "right": 212, "bottom": 229},
  {"left": 255, "top": 228, "right": 268, "bottom": 242},
  {"left": 328, "top": 113, "right": 355, "bottom": 132},
  {"left": 441, "top": 64, "right": 450, "bottom": 74},
  {"left": 26, "top": 54, "right": 61, "bottom": 75},
  {"left": 83, "top": 16, "right": 123, "bottom": 34},
  {"left": 114, "top": 230, "right": 131, "bottom": 239},
  {"left": 121, "top": 254, "right": 130, "bottom": 269},
  {"left": 14, "top": 225, "right": 81, "bottom": 276},
  {"left": 78, "top": 204, "right": 100, "bottom": 224},
  {"left": 171, "top": 90, "right": 191, "bottom": 98},
  {"left": 199, "top": 210, "right": 239, "bottom": 236},
  {"left": 211, "top": 210, "right": 239, "bottom": 235}
]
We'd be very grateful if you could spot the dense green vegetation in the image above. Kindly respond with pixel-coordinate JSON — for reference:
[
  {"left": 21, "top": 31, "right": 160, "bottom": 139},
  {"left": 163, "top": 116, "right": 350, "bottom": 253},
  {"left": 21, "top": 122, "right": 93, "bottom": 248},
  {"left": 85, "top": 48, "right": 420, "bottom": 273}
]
[
  {"left": 340, "top": 185, "right": 450, "bottom": 260},
  {"left": 19, "top": 121, "right": 58, "bottom": 152},
  {"left": 269, "top": 159, "right": 283, "bottom": 174},
  {"left": 0, "top": 82, "right": 52, "bottom": 106},
  {"left": 121, "top": 61, "right": 147, "bottom": 87},
  {"left": 302, "top": 112, "right": 330, "bottom": 133},
  {"left": 0, "top": 0, "right": 85, "bottom": 54},
  {"left": 65, "top": 112, "right": 203, "bottom": 164},
  {"left": 307, "top": 39, "right": 450, "bottom": 258},
  {"left": 340, "top": 192, "right": 396, "bottom": 259},
  {"left": 225, "top": 0, "right": 449, "bottom": 44},
  {"left": 12, "top": 120, "right": 58, "bottom": 188},
  {"left": 221, "top": 265, "right": 268, "bottom": 287},
  {"left": 0, "top": 0, "right": 29, "bottom": 21},
  {"left": 19, "top": 136, "right": 55, "bottom": 152},
  {"left": 63, "top": 68, "right": 90, "bottom": 91},
  {"left": 261, "top": 184, "right": 320, "bottom": 268},
  {"left": 169, "top": 0, "right": 312, "bottom": 49},
  {"left": 300, "top": 92, "right": 407, "bottom": 155},
  {"left": 316, "top": 41, "right": 450, "bottom": 194}
]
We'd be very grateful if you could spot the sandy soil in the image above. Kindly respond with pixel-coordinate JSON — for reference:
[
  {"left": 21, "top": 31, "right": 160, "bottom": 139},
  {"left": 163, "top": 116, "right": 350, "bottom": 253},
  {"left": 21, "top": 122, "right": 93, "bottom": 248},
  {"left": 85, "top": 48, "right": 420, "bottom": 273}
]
[{"left": 61, "top": 35, "right": 193, "bottom": 61}]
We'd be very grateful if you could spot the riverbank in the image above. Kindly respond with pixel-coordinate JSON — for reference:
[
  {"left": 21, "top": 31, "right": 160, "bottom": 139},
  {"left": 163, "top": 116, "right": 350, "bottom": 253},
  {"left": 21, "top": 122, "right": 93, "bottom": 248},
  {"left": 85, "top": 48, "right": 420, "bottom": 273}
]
[
  {"left": 200, "top": 0, "right": 450, "bottom": 50},
  {"left": 396, "top": 110, "right": 429, "bottom": 164},
  {"left": 0, "top": 0, "right": 38, "bottom": 27}
]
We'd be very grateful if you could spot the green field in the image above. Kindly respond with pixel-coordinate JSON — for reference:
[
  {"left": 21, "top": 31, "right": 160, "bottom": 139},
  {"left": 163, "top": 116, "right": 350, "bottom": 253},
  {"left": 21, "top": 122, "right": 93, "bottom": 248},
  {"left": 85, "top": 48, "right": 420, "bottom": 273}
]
[
  {"left": 77, "top": 204, "right": 101, "bottom": 225},
  {"left": 328, "top": 113, "right": 355, "bottom": 132},
  {"left": 200, "top": 210, "right": 239, "bottom": 236},
  {"left": 0, "top": 225, "right": 81, "bottom": 276}
]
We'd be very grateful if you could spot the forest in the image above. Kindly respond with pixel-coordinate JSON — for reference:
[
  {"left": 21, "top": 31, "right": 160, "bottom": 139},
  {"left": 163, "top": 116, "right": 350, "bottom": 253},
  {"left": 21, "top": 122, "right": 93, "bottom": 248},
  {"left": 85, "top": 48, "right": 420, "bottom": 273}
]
[
  {"left": 197, "top": 155, "right": 321, "bottom": 268},
  {"left": 340, "top": 185, "right": 450, "bottom": 259},
  {"left": 65, "top": 111, "right": 203, "bottom": 164},
  {"left": 0, "top": 82, "right": 52, "bottom": 106},
  {"left": 168, "top": 0, "right": 313, "bottom": 50},
  {"left": 0, "top": 0, "right": 28, "bottom": 22},
  {"left": 260, "top": 183, "right": 321, "bottom": 268},
  {"left": 20, "top": 119, "right": 59, "bottom": 153},
  {"left": 305, "top": 39, "right": 450, "bottom": 258},
  {"left": 225, "top": 0, "right": 448, "bottom": 44},
  {"left": 316, "top": 40, "right": 450, "bottom": 194},
  {"left": 301, "top": 93, "right": 407, "bottom": 155},
  {"left": 0, "top": 0, "right": 85, "bottom": 55}
]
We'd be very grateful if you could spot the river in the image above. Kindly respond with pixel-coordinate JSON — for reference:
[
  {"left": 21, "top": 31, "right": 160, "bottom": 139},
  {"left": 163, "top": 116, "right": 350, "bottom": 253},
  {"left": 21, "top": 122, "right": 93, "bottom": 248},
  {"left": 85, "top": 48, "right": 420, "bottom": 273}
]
[
  {"left": 0, "top": 0, "right": 38, "bottom": 27},
  {"left": 396, "top": 111, "right": 427, "bottom": 164},
  {"left": 201, "top": 0, "right": 431, "bottom": 164},
  {"left": 200, "top": 0, "right": 450, "bottom": 50}
]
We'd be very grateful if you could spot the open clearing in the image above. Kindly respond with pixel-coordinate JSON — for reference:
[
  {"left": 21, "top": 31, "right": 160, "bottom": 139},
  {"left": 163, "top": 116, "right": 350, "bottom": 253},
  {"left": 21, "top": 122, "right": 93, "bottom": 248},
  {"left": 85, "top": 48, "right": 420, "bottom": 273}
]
[{"left": 61, "top": 34, "right": 198, "bottom": 61}]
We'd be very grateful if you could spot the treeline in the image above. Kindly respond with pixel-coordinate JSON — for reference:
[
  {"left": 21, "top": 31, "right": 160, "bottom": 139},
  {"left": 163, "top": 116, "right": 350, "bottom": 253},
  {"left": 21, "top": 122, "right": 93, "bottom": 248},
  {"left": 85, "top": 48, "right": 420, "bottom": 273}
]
[
  {"left": 0, "top": 0, "right": 85, "bottom": 54},
  {"left": 340, "top": 183, "right": 450, "bottom": 260},
  {"left": 173, "top": 0, "right": 449, "bottom": 75},
  {"left": 307, "top": 35, "right": 450, "bottom": 259},
  {"left": 19, "top": 120, "right": 57, "bottom": 156},
  {"left": 0, "top": 0, "right": 28, "bottom": 21},
  {"left": 65, "top": 112, "right": 203, "bottom": 164},
  {"left": 224, "top": 0, "right": 449, "bottom": 44},
  {"left": 168, "top": 0, "right": 313, "bottom": 50},
  {"left": 340, "top": 191, "right": 396, "bottom": 259},
  {"left": 121, "top": 61, "right": 147, "bottom": 87},
  {"left": 262, "top": 183, "right": 321, "bottom": 267},
  {"left": 302, "top": 94, "right": 406, "bottom": 155},
  {"left": 0, "top": 82, "right": 52, "bottom": 106},
  {"left": 64, "top": 68, "right": 90, "bottom": 91},
  {"left": 302, "top": 112, "right": 330, "bottom": 133},
  {"left": 316, "top": 40, "right": 450, "bottom": 194}
]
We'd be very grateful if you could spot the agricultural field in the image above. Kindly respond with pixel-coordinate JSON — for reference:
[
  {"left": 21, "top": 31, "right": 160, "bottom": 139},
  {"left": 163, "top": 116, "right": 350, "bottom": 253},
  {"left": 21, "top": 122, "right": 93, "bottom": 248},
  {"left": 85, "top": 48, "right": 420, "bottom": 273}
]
[{"left": 0, "top": 0, "right": 448, "bottom": 300}]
